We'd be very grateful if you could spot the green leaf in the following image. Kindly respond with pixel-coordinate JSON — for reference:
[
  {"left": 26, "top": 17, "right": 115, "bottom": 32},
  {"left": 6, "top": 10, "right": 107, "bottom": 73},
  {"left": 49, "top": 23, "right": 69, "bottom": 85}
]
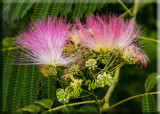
[
  {"left": 96, "top": 0, "right": 107, "bottom": 11},
  {"left": 2, "top": 50, "right": 13, "bottom": 111},
  {"left": 35, "top": 99, "right": 53, "bottom": 109},
  {"left": 41, "top": 76, "right": 56, "bottom": 99},
  {"left": 5, "top": 54, "right": 26, "bottom": 112},
  {"left": 3, "top": 0, "right": 11, "bottom": 12},
  {"left": 62, "top": 106, "right": 76, "bottom": 114},
  {"left": 32, "top": 0, "right": 50, "bottom": 19},
  {"left": 23, "top": 65, "right": 40, "bottom": 105},
  {"left": 145, "top": 73, "right": 159, "bottom": 92},
  {"left": 60, "top": 0, "right": 74, "bottom": 16},
  {"left": 73, "top": 0, "right": 88, "bottom": 19},
  {"left": 46, "top": 0, "right": 62, "bottom": 17},
  {"left": 3, "top": 37, "right": 16, "bottom": 48},
  {"left": 17, "top": 0, "right": 34, "bottom": 19},
  {"left": 142, "top": 94, "right": 156, "bottom": 113},
  {"left": 7, "top": 0, "right": 28, "bottom": 23},
  {"left": 85, "top": 0, "right": 97, "bottom": 15},
  {"left": 18, "top": 104, "right": 40, "bottom": 113},
  {"left": 78, "top": 105, "right": 99, "bottom": 113}
]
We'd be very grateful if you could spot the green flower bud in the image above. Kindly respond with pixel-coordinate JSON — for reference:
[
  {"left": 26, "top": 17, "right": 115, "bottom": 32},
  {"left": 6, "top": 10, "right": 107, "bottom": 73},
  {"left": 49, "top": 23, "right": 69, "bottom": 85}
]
[
  {"left": 48, "top": 66, "right": 57, "bottom": 76},
  {"left": 86, "top": 59, "right": 97, "bottom": 70}
]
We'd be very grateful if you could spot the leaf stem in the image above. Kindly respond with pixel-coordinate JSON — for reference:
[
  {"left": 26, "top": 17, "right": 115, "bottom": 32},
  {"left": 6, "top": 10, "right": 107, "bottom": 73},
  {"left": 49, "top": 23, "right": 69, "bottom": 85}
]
[
  {"left": 118, "top": 7, "right": 133, "bottom": 20},
  {"left": 42, "top": 100, "right": 99, "bottom": 113},
  {"left": 132, "top": 0, "right": 140, "bottom": 20},
  {"left": 138, "top": 36, "right": 160, "bottom": 43},
  {"left": 117, "top": 0, "right": 133, "bottom": 16},
  {"left": 43, "top": 91, "right": 160, "bottom": 113},
  {"left": 106, "top": 91, "right": 160, "bottom": 111}
]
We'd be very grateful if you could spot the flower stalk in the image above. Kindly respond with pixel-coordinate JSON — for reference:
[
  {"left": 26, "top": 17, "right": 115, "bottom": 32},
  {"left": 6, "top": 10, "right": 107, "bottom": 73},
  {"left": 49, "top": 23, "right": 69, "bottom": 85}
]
[
  {"left": 101, "top": 68, "right": 120, "bottom": 111},
  {"left": 42, "top": 91, "right": 160, "bottom": 113}
]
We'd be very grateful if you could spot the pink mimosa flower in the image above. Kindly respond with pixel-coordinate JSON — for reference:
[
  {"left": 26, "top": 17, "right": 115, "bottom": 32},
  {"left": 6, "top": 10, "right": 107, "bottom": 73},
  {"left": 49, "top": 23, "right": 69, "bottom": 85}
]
[
  {"left": 71, "top": 14, "right": 140, "bottom": 51},
  {"left": 122, "top": 45, "right": 149, "bottom": 68},
  {"left": 71, "top": 14, "right": 149, "bottom": 68},
  {"left": 15, "top": 17, "right": 78, "bottom": 66}
]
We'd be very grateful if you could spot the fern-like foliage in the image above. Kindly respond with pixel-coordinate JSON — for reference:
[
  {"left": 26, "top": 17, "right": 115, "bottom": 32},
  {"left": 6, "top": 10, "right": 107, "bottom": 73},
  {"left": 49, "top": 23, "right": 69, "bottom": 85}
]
[
  {"left": 7, "top": 0, "right": 34, "bottom": 23},
  {"left": 60, "top": 0, "right": 74, "bottom": 16},
  {"left": 5, "top": 53, "right": 26, "bottom": 112},
  {"left": 17, "top": 0, "right": 34, "bottom": 19},
  {"left": 145, "top": 73, "right": 158, "bottom": 92},
  {"left": 73, "top": 0, "right": 87, "bottom": 19},
  {"left": 96, "top": 0, "right": 107, "bottom": 11},
  {"left": 2, "top": 0, "right": 11, "bottom": 12},
  {"left": 2, "top": 49, "right": 57, "bottom": 112},
  {"left": 78, "top": 105, "right": 99, "bottom": 113},
  {"left": 5, "top": 0, "right": 109, "bottom": 22},
  {"left": 23, "top": 65, "right": 40, "bottom": 105},
  {"left": 85, "top": 0, "right": 97, "bottom": 15},
  {"left": 46, "top": 0, "right": 62, "bottom": 17},
  {"left": 41, "top": 76, "right": 56, "bottom": 99},
  {"left": 32, "top": 0, "right": 50, "bottom": 19},
  {"left": 2, "top": 50, "right": 13, "bottom": 111},
  {"left": 142, "top": 94, "right": 156, "bottom": 113}
]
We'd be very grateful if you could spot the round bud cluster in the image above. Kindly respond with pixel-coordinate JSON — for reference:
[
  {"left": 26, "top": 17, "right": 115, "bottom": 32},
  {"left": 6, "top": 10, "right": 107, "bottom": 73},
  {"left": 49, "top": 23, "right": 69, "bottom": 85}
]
[
  {"left": 85, "top": 59, "right": 97, "bottom": 70},
  {"left": 57, "top": 89, "right": 70, "bottom": 104},
  {"left": 126, "top": 55, "right": 135, "bottom": 64},
  {"left": 97, "top": 72, "right": 113, "bottom": 87},
  {"left": 70, "top": 64, "right": 80, "bottom": 75},
  {"left": 48, "top": 66, "right": 57, "bottom": 76},
  {"left": 64, "top": 65, "right": 79, "bottom": 75}
]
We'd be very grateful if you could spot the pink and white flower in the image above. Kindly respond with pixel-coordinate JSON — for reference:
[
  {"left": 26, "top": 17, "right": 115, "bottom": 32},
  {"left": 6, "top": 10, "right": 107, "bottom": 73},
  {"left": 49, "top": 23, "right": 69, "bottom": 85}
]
[
  {"left": 15, "top": 17, "right": 78, "bottom": 66},
  {"left": 71, "top": 14, "right": 140, "bottom": 51},
  {"left": 71, "top": 14, "right": 149, "bottom": 68}
]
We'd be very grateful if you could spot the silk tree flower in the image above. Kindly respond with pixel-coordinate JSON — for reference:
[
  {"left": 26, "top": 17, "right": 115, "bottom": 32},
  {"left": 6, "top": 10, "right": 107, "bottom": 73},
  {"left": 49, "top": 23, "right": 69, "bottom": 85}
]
[
  {"left": 122, "top": 45, "right": 149, "bottom": 68},
  {"left": 71, "top": 14, "right": 149, "bottom": 68},
  {"left": 15, "top": 17, "right": 79, "bottom": 76}
]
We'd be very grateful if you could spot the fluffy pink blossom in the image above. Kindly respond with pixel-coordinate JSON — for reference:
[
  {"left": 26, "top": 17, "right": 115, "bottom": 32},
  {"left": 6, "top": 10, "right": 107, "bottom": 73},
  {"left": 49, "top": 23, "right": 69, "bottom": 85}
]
[
  {"left": 122, "top": 45, "right": 149, "bottom": 68},
  {"left": 15, "top": 17, "right": 78, "bottom": 66},
  {"left": 71, "top": 14, "right": 149, "bottom": 68}
]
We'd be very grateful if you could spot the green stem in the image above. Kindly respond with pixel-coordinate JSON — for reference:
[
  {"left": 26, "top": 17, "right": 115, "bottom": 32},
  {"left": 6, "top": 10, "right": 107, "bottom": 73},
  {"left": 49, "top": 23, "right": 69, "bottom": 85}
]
[
  {"left": 2, "top": 46, "right": 21, "bottom": 51},
  {"left": 132, "top": 0, "right": 140, "bottom": 20},
  {"left": 138, "top": 36, "right": 160, "bottom": 43},
  {"left": 118, "top": 7, "right": 133, "bottom": 20},
  {"left": 106, "top": 91, "right": 160, "bottom": 111},
  {"left": 95, "top": 56, "right": 115, "bottom": 76},
  {"left": 42, "top": 100, "right": 99, "bottom": 113},
  {"left": 108, "top": 62, "right": 125, "bottom": 72},
  {"left": 117, "top": 0, "right": 133, "bottom": 16},
  {"left": 101, "top": 68, "right": 120, "bottom": 111},
  {"left": 43, "top": 91, "right": 160, "bottom": 113}
]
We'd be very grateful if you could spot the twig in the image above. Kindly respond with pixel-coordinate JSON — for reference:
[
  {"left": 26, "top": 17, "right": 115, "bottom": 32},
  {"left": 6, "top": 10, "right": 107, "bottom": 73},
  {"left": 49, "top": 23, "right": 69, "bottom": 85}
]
[
  {"left": 139, "top": 36, "right": 160, "bottom": 43},
  {"left": 117, "top": 0, "right": 133, "bottom": 17},
  {"left": 106, "top": 91, "right": 160, "bottom": 111},
  {"left": 43, "top": 100, "right": 99, "bottom": 113},
  {"left": 132, "top": 0, "right": 140, "bottom": 20},
  {"left": 101, "top": 68, "right": 120, "bottom": 111}
]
